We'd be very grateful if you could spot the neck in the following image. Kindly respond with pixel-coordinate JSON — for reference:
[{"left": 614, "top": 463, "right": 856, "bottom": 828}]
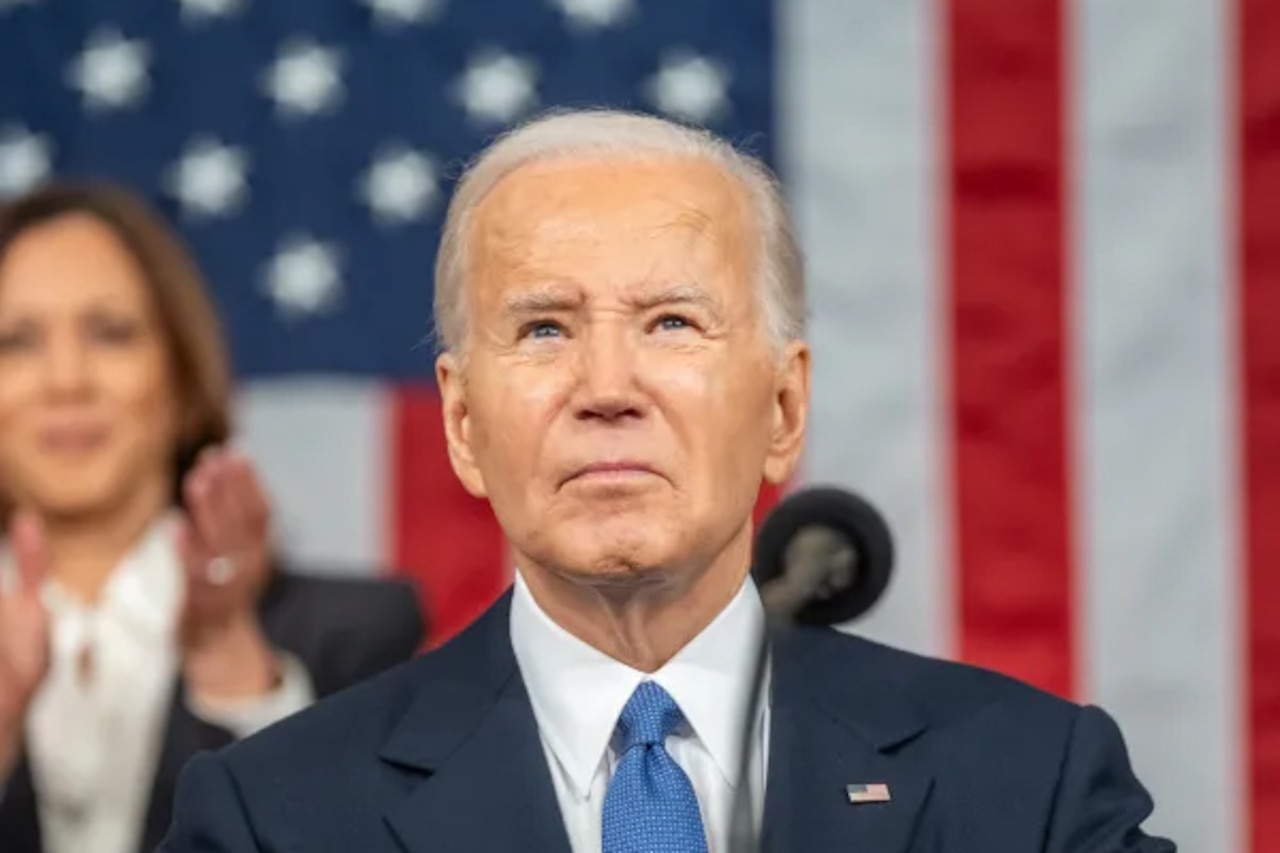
[
  {"left": 519, "top": 523, "right": 755, "bottom": 672},
  {"left": 40, "top": 478, "right": 170, "bottom": 604}
]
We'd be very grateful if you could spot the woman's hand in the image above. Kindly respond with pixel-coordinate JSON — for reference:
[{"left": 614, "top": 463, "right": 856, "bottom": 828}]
[
  {"left": 0, "top": 511, "right": 51, "bottom": 776},
  {"left": 176, "top": 448, "right": 279, "bottom": 701}
]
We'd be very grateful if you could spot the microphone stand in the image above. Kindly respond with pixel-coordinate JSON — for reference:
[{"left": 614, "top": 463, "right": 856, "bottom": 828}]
[
  {"left": 725, "top": 608, "right": 788, "bottom": 853},
  {"left": 726, "top": 540, "right": 851, "bottom": 853}
]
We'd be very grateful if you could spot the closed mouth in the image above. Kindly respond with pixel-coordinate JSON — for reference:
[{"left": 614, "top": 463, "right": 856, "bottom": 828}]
[
  {"left": 562, "top": 461, "right": 661, "bottom": 486},
  {"left": 38, "top": 425, "right": 109, "bottom": 452}
]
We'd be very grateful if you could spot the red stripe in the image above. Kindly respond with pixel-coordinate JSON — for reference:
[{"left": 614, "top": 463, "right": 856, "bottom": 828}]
[
  {"left": 944, "top": 0, "right": 1076, "bottom": 698},
  {"left": 1237, "top": 1, "right": 1280, "bottom": 846},
  {"left": 390, "top": 387, "right": 509, "bottom": 649}
]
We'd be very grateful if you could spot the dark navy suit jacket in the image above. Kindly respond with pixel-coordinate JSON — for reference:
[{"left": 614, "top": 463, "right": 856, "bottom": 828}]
[{"left": 158, "top": 591, "right": 1175, "bottom": 852}]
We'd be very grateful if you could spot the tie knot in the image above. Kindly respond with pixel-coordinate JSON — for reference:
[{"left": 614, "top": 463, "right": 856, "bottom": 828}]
[{"left": 616, "top": 681, "right": 684, "bottom": 752}]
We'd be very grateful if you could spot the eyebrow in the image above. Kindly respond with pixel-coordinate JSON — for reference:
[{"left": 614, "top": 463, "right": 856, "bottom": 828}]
[
  {"left": 626, "top": 283, "right": 724, "bottom": 317},
  {"left": 502, "top": 286, "right": 584, "bottom": 317},
  {"left": 0, "top": 297, "right": 144, "bottom": 320},
  {"left": 499, "top": 282, "right": 725, "bottom": 320}
]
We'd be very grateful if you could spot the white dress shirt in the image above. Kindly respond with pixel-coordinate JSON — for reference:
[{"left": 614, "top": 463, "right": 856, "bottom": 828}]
[
  {"left": 510, "top": 571, "right": 770, "bottom": 853},
  {"left": 0, "top": 512, "right": 315, "bottom": 853}
]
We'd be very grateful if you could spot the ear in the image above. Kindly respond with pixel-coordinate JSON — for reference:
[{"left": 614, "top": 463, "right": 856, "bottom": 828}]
[
  {"left": 435, "top": 351, "right": 488, "bottom": 499},
  {"left": 762, "top": 340, "right": 810, "bottom": 486}
]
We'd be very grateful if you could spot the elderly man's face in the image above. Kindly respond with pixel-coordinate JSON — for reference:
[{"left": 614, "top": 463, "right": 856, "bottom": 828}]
[{"left": 437, "top": 156, "right": 808, "bottom": 585}]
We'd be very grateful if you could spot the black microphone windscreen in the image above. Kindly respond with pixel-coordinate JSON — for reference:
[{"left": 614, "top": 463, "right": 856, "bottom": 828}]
[{"left": 751, "top": 486, "right": 894, "bottom": 626}]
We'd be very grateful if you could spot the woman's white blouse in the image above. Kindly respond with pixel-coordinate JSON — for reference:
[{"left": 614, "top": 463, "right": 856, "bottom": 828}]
[{"left": 0, "top": 514, "right": 314, "bottom": 853}]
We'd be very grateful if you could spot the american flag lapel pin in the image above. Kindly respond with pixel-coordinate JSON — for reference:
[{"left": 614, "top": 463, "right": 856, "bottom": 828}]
[{"left": 846, "top": 783, "right": 891, "bottom": 804}]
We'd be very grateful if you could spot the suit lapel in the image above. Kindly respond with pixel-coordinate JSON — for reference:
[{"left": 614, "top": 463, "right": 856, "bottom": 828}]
[
  {"left": 373, "top": 595, "right": 936, "bottom": 853},
  {"left": 0, "top": 752, "right": 43, "bottom": 853},
  {"left": 0, "top": 710, "right": 243, "bottom": 853},
  {"left": 141, "top": 570, "right": 290, "bottom": 853},
  {"left": 762, "top": 627, "right": 934, "bottom": 853},
  {"left": 137, "top": 681, "right": 235, "bottom": 853},
  {"left": 378, "top": 593, "right": 572, "bottom": 853}
]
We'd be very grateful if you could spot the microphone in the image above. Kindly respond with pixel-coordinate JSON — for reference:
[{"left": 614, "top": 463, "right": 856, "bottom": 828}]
[
  {"left": 752, "top": 486, "right": 895, "bottom": 628},
  {"left": 726, "top": 486, "right": 896, "bottom": 853}
]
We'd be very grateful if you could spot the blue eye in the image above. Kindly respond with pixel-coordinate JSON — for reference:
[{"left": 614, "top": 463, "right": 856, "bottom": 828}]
[
  {"left": 527, "top": 321, "right": 563, "bottom": 339},
  {"left": 656, "top": 315, "right": 691, "bottom": 330}
]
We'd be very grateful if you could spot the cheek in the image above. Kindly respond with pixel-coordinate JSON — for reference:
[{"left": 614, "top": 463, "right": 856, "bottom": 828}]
[
  {"left": 657, "top": 354, "right": 769, "bottom": 428},
  {"left": 0, "top": 368, "right": 40, "bottom": 458},
  {"left": 0, "top": 365, "right": 38, "bottom": 419},
  {"left": 102, "top": 355, "right": 179, "bottom": 444},
  {"left": 658, "top": 359, "right": 775, "bottom": 474},
  {"left": 470, "top": 368, "right": 565, "bottom": 472}
]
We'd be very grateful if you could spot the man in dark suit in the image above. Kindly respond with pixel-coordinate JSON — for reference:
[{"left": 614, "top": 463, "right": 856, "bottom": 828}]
[{"left": 160, "top": 108, "right": 1175, "bottom": 852}]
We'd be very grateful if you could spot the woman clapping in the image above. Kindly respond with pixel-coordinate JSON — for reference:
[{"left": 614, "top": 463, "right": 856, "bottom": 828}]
[{"left": 0, "top": 182, "right": 425, "bottom": 853}]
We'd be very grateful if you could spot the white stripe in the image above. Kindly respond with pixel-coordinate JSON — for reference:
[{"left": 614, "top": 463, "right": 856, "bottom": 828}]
[
  {"left": 1072, "top": 2, "right": 1241, "bottom": 849},
  {"left": 778, "top": 0, "right": 949, "bottom": 656},
  {"left": 233, "top": 378, "right": 389, "bottom": 574}
]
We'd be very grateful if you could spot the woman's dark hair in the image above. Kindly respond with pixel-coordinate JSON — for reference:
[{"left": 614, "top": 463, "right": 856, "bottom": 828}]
[{"left": 0, "top": 180, "right": 234, "bottom": 517}]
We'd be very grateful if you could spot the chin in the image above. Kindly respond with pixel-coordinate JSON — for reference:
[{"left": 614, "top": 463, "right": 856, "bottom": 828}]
[
  {"left": 544, "top": 514, "right": 688, "bottom": 584},
  {"left": 25, "top": 488, "right": 117, "bottom": 519},
  {"left": 20, "top": 463, "right": 133, "bottom": 519},
  {"left": 552, "top": 558, "right": 681, "bottom": 597}
]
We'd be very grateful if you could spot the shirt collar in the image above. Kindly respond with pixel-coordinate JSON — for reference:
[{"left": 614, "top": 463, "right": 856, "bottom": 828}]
[
  {"left": 510, "top": 569, "right": 765, "bottom": 799},
  {"left": 0, "top": 511, "right": 184, "bottom": 637}
]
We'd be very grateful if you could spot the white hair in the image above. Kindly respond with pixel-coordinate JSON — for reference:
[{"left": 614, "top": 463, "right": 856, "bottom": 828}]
[{"left": 431, "top": 108, "right": 806, "bottom": 354}]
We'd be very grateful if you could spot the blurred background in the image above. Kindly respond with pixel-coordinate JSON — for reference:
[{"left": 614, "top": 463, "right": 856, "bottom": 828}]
[{"left": 1, "top": 0, "right": 1275, "bottom": 851}]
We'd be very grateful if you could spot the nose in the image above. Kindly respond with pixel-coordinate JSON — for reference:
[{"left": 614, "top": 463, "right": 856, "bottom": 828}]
[
  {"left": 41, "top": 331, "right": 93, "bottom": 397},
  {"left": 573, "top": 325, "right": 648, "bottom": 422}
]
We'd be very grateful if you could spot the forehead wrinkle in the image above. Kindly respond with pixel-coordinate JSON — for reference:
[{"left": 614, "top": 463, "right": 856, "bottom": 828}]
[
  {"left": 465, "top": 155, "right": 763, "bottom": 327},
  {"left": 649, "top": 180, "right": 757, "bottom": 278},
  {"left": 651, "top": 202, "right": 714, "bottom": 240},
  {"left": 476, "top": 217, "right": 607, "bottom": 298}
]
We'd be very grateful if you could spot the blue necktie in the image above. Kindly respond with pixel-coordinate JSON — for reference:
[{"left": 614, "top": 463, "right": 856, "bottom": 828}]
[{"left": 601, "top": 681, "right": 710, "bottom": 853}]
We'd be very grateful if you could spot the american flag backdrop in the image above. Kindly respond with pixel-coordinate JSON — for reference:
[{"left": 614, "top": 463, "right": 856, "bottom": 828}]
[{"left": 0, "top": 0, "right": 1276, "bottom": 850}]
